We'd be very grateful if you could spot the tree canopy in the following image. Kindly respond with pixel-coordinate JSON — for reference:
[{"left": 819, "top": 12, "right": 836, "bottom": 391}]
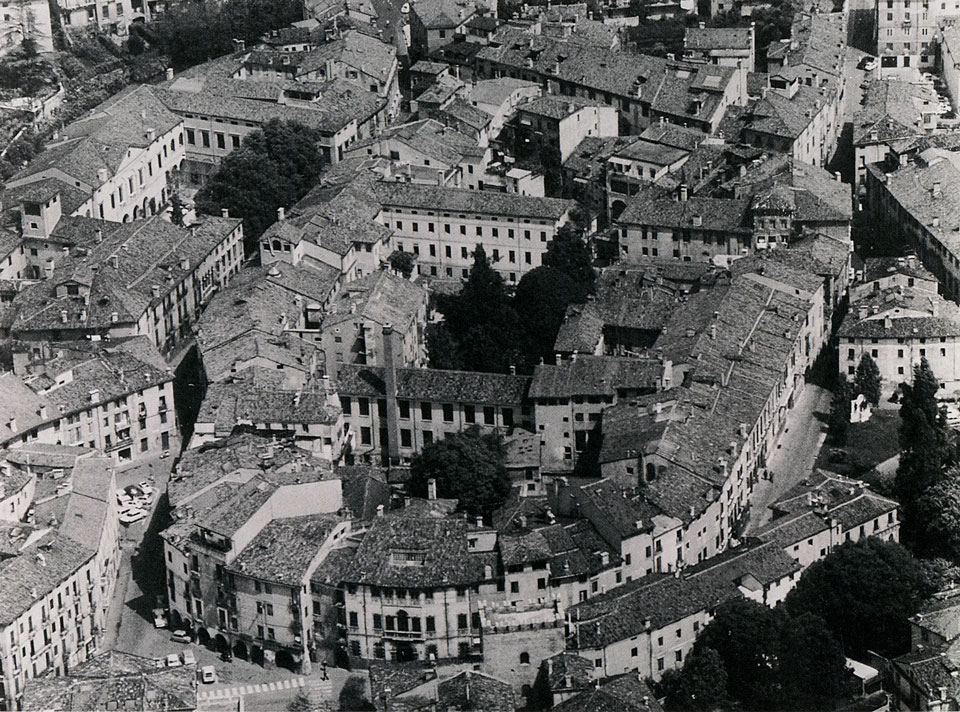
[
  {"left": 777, "top": 613, "right": 853, "bottom": 711},
  {"left": 408, "top": 428, "right": 512, "bottom": 517},
  {"left": 854, "top": 353, "right": 882, "bottom": 406},
  {"left": 896, "top": 358, "right": 955, "bottom": 550},
  {"left": 542, "top": 222, "right": 596, "bottom": 301},
  {"left": 388, "top": 250, "right": 416, "bottom": 279},
  {"left": 784, "top": 538, "right": 932, "bottom": 659},
  {"left": 829, "top": 373, "right": 852, "bottom": 445},
  {"left": 915, "top": 466, "right": 960, "bottom": 563},
  {"left": 195, "top": 119, "right": 322, "bottom": 252},
  {"left": 662, "top": 647, "right": 729, "bottom": 711}
]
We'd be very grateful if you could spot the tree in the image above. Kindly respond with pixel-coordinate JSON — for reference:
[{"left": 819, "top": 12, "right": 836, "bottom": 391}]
[
  {"left": 169, "top": 193, "right": 185, "bottom": 227},
  {"left": 829, "top": 373, "right": 852, "bottom": 445},
  {"left": 338, "top": 675, "right": 374, "bottom": 711},
  {"left": 388, "top": 249, "right": 416, "bottom": 279},
  {"left": 915, "top": 466, "right": 960, "bottom": 563},
  {"left": 430, "top": 247, "right": 524, "bottom": 373},
  {"left": 514, "top": 266, "right": 579, "bottom": 369},
  {"left": 408, "top": 428, "right": 511, "bottom": 517},
  {"left": 288, "top": 690, "right": 323, "bottom": 712},
  {"left": 777, "top": 613, "right": 853, "bottom": 711},
  {"left": 694, "top": 598, "right": 786, "bottom": 710},
  {"left": 542, "top": 223, "right": 596, "bottom": 301},
  {"left": 896, "top": 358, "right": 954, "bottom": 548},
  {"left": 784, "top": 538, "right": 932, "bottom": 658},
  {"left": 662, "top": 647, "right": 729, "bottom": 711},
  {"left": 854, "top": 353, "right": 882, "bottom": 406},
  {"left": 195, "top": 119, "right": 323, "bottom": 252}
]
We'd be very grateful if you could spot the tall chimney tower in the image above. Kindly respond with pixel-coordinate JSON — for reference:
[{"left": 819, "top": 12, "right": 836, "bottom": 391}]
[{"left": 382, "top": 324, "right": 401, "bottom": 464}]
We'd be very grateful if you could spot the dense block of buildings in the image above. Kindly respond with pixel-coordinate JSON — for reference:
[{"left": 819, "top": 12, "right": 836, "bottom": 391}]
[
  {"left": 4, "top": 86, "right": 183, "bottom": 227},
  {"left": 0, "top": 338, "right": 177, "bottom": 466},
  {"left": 161, "top": 434, "right": 348, "bottom": 671},
  {"left": 683, "top": 24, "right": 755, "bottom": 72},
  {"left": 839, "top": 285, "right": 960, "bottom": 397},
  {"left": 0, "top": 449, "right": 120, "bottom": 710},
  {"left": 9, "top": 214, "right": 243, "bottom": 356},
  {"left": 513, "top": 95, "right": 619, "bottom": 164},
  {"left": 865, "top": 148, "right": 960, "bottom": 298},
  {"left": 475, "top": 29, "right": 747, "bottom": 134},
  {"left": 373, "top": 182, "right": 577, "bottom": 282}
]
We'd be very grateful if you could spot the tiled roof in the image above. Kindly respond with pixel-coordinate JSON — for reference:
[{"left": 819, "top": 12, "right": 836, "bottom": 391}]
[
  {"left": 441, "top": 99, "right": 493, "bottom": 130},
  {"left": 618, "top": 186, "right": 751, "bottom": 234},
  {"left": 519, "top": 94, "right": 608, "bottom": 120},
  {"left": 862, "top": 256, "right": 936, "bottom": 283},
  {"left": 336, "top": 364, "right": 531, "bottom": 404},
  {"left": 228, "top": 513, "right": 344, "bottom": 585},
  {"left": 477, "top": 28, "right": 733, "bottom": 114},
  {"left": 196, "top": 381, "right": 341, "bottom": 436},
  {"left": 12, "top": 215, "right": 241, "bottom": 336},
  {"left": 597, "top": 399, "right": 675, "bottom": 464},
  {"left": 2, "top": 177, "right": 92, "bottom": 217},
  {"left": 9, "top": 85, "right": 181, "bottom": 188},
  {"left": 466, "top": 77, "right": 540, "bottom": 108},
  {"left": 685, "top": 26, "right": 753, "bottom": 50},
  {"left": 157, "top": 74, "right": 384, "bottom": 134},
  {"left": 0, "top": 339, "right": 172, "bottom": 445},
  {"left": 854, "top": 78, "right": 935, "bottom": 146},
  {"left": 568, "top": 541, "right": 799, "bottom": 648},
  {"left": 372, "top": 180, "right": 574, "bottom": 219},
  {"left": 553, "top": 675, "right": 663, "bottom": 712},
  {"left": 530, "top": 356, "right": 663, "bottom": 398},
  {"left": 351, "top": 118, "right": 487, "bottom": 164},
  {"left": 411, "top": 0, "right": 476, "bottom": 28},
  {"left": 838, "top": 288, "right": 960, "bottom": 339},
  {"left": 339, "top": 513, "right": 498, "bottom": 587},
  {"left": 437, "top": 671, "right": 516, "bottom": 712},
  {"left": 743, "top": 85, "right": 826, "bottom": 140},
  {"left": 168, "top": 432, "right": 333, "bottom": 508},
  {"left": 539, "top": 652, "right": 594, "bottom": 693},
  {"left": 323, "top": 270, "right": 426, "bottom": 330},
  {"left": 22, "top": 651, "right": 197, "bottom": 712}
]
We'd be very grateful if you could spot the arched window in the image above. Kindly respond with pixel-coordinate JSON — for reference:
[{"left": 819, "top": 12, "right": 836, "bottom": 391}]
[
  {"left": 646, "top": 462, "right": 656, "bottom": 482},
  {"left": 519, "top": 652, "right": 530, "bottom": 665},
  {"left": 272, "top": 240, "right": 282, "bottom": 252}
]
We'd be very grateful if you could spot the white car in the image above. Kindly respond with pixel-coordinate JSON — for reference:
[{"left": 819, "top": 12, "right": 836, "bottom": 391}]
[
  {"left": 153, "top": 608, "right": 168, "bottom": 629},
  {"left": 138, "top": 481, "right": 154, "bottom": 496},
  {"left": 181, "top": 650, "right": 196, "bottom": 666},
  {"left": 166, "top": 653, "right": 182, "bottom": 668},
  {"left": 200, "top": 665, "right": 217, "bottom": 684},
  {"left": 119, "top": 508, "right": 147, "bottom": 525},
  {"left": 864, "top": 59, "right": 878, "bottom": 71}
]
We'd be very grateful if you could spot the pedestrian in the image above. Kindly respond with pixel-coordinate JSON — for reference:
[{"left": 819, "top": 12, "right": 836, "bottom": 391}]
[{"left": 321, "top": 661, "right": 328, "bottom": 681}]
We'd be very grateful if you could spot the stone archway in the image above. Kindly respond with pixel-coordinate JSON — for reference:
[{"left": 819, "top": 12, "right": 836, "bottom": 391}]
[
  {"left": 215, "top": 634, "right": 228, "bottom": 653},
  {"left": 233, "top": 641, "right": 248, "bottom": 660},
  {"left": 197, "top": 627, "right": 211, "bottom": 646}
]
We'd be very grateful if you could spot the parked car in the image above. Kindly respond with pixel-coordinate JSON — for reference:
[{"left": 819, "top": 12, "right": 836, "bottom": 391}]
[
  {"left": 864, "top": 59, "right": 878, "bottom": 71},
  {"left": 138, "top": 481, "right": 154, "bottom": 496},
  {"left": 171, "top": 630, "right": 191, "bottom": 644},
  {"left": 220, "top": 649, "right": 233, "bottom": 662},
  {"left": 119, "top": 508, "right": 147, "bottom": 525},
  {"left": 165, "top": 654, "right": 182, "bottom": 668},
  {"left": 153, "top": 608, "right": 168, "bottom": 629},
  {"left": 200, "top": 666, "right": 217, "bottom": 684},
  {"left": 181, "top": 650, "right": 196, "bottom": 666}
]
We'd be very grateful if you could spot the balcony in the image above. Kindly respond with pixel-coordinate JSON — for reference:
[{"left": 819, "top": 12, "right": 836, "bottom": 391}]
[
  {"left": 382, "top": 629, "right": 425, "bottom": 641},
  {"left": 105, "top": 437, "right": 134, "bottom": 453}
]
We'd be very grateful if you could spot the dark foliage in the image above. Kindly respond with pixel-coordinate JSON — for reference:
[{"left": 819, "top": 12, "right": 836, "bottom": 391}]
[
  {"left": 408, "top": 428, "right": 512, "bottom": 517},
  {"left": 784, "top": 538, "right": 933, "bottom": 659}
]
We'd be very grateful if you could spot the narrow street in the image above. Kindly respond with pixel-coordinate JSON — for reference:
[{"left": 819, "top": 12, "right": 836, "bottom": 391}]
[{"left": 745, "top": 383, "right": 833, "bottom": 532}]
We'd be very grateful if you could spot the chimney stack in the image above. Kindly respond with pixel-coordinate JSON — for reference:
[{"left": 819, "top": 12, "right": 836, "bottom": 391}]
[
  {"left": 383, "top": 324, "right": 402, "bottom": 462},
  {"left": 221, "top": 208, "right": 230, "bottom": 218},
  {"left": 277, "top": 206, "right": 285, "bottom": 221},
  {"left": 427, "top": 478, "right": 438, "bottom": 500}
]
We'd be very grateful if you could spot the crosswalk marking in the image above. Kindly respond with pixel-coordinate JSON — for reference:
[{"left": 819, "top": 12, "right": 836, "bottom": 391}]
[{"left": 198, "top": 676, "right": 311, "bottom": 701}]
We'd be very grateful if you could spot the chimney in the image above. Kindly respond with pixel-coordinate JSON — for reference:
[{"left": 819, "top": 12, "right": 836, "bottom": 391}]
[
  {"left": 376, "top": 504, "right": 385, "bottom": 517},
  {"left": 180, "top": 258, "right": 190, "bottom": 271},
  {"left": 484, "top": 564, "right": 493, "bottom": 578},
  {"left": 7, "top": 418, "right": 16, "bottom": 432},
  {"left": 221, "top": 208, "right": 230, "bottom": 218},
  {"left": 277, "top": 207, "right": 285, "bottom": 221},
  {"left": 679, "top": 184, "right": 688, "bottom": 202},
  {"left": 437, "top": 169, "right": 445, "bottom": 186},
  {"left": 97, "top": 168, "right": 109, "bottom": 184},
  {"left": 427, "top": 478, "right": 438, "bottom": 500},
  {"left": 934, "top": 182, "right": 943, "bottom": 198},
  {"left": 89, "top": 388, "right": 100, "bottom": 403},
  {"left": 60, "top": 310, "right": 68, "bottom": 323},
  {"left": 151, "top": 285, "right": 161, "bottom": 299},
  {"left": 165, "top": 67, "right": 174, "bottom": 81},
  {"left": 95, "top": 226, "right": 103, "bottom": 243},
  {"left": 38, "top": 404, "right": 48, "bottom": 421},
  {"left": 476, "top": 515, "right": 484, "bottom": 527},
  {"left": 383, "top": 324, "right": 401, "bottom": 462},
  {"left": 146, "top": 128, "right": 156, "bottom": 142},
  {"left": 109, "top": 254, "right": 119, "bottom": 269}
]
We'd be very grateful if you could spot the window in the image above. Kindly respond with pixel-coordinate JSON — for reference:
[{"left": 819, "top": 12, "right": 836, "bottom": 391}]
[
  {"left": 519, "top": 652, "right": 530, "bottom": 665},
  {"left": 675, "top": 650, "right": 683, "bottom": 663},
  {"left": 443, "top": 403, "right": 454, "bottom": 422},
  {"left": 457, "top": 614, "right": 468, "bottom": 630},
  {"left": 510, "top": 581, "right": 520, "bottom": 593},
  {"left": 426, "top": 616, "right": 436, "bottom": 632},
  {"left": 373, "top": 614, "right": 382, "bottom": 629},
  {"left": 421, "top": 402, "right": 432, "bottom": 420},
  {"left": 465, "top": 405, "right": 476, "bottom": 423},
  {"left": 348, "top": 611, "right": 358, "bottom": 627}
]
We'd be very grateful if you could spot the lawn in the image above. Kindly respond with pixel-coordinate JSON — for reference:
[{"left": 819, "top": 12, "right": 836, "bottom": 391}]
[{"left": 815, "top": 408, "right": 901, "bottom": 492}]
